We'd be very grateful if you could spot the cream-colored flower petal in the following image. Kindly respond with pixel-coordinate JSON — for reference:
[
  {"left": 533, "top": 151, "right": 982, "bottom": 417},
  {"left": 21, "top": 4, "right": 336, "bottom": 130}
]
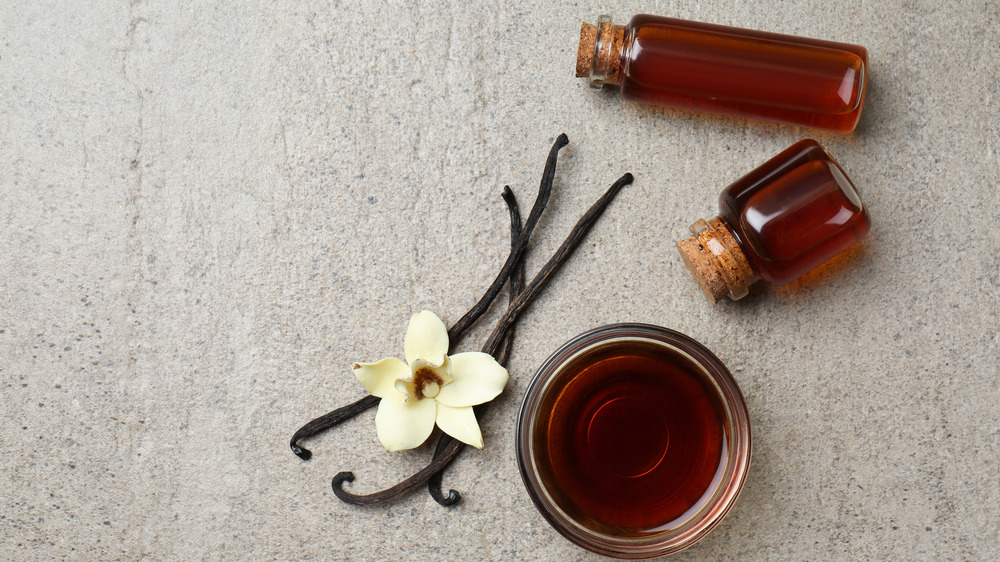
[
  {"left": 414, "top": 356, "right": 454, "bottom": 386},
  {"left": 404, "top": 310, "right": 449, "bottom": 367},
  {"left": 374, "top": 390, "right": 437, "bottom": 452},
  {"left": 435, "top": 352, "right": 509, "bottom": 408},
  {"left": 394, "top": 378, "right": 416, "bottom": 401},
  {"left": 353, "top": 357, "right": 409, "bottom": 398},
  {"left": 435, "top": 404, "right": 484, "bottom": 449}
]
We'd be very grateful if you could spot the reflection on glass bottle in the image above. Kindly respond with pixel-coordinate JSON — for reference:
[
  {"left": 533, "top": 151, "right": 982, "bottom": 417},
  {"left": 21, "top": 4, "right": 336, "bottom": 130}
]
[{"left": 677, "top": 139, "right": 871, "bottom": 302}]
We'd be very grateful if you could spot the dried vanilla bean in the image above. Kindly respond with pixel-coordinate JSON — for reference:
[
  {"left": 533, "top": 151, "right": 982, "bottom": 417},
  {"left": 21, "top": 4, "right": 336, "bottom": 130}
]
[
  {"left": 495, "top": 187, "right": 528, "bottom": 366},
  {"left": 332, "top": 187, "right": 526, "bottom": 507},
  {"left": 481, "top": 172, "right": 634, "bottom": 355},
  {"left": 289, "top": 395, "right": 380, "bottom": 460},
  {"left": 428, "top": 186, "right": 526, "bottom": 506},
  {"left": 288, "top": 138, "right": 567, "bottom": 461},
  {"left": 331, "top": 172, "right": 633, "bottom": 506},
  {"left": 446, "top": 135, "right": 567, "bottom": 343}
]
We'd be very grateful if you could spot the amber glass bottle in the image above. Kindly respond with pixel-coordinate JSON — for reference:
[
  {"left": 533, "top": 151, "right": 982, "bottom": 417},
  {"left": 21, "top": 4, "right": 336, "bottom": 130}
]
[
  {"left": 576, "top": 15, "right": 869, "bottom": 132},
  {"left": 677, "top": 139, "right": 871, "bottom": 303}
]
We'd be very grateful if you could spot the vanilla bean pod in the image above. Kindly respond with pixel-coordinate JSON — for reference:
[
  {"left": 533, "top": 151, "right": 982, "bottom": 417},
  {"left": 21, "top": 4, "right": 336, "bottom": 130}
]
[
  {"left": 428, "top": 172, "right": 632, "bottom": 505},
  {"left": 332, "top": 187, "right": 526, "bottom": 507},
  {"left": 289, "top": 137, "right": 567, "bottom": 461},
  {"left": 446, "top": 135, "right": 567, "bottom": 343},
  {"left": 332, "top": 172, "right": 633, "bottom": 506},
  {"left": 481, "top": 172, "right": 634, "bottom": 355},
  {"left": 492, "top": 187, "right": 527, "bottom": 368},
  {"left": 428, "top": 187, "right": 527, "bottom": 506},
  {"left": 289, "top": 395, "right": 380, "bottom": 460}
]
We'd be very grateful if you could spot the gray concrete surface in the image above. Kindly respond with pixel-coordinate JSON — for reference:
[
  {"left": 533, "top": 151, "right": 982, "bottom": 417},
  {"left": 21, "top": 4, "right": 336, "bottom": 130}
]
[{"left": 2, "top": 0, "right": 998, "bottom": 559}]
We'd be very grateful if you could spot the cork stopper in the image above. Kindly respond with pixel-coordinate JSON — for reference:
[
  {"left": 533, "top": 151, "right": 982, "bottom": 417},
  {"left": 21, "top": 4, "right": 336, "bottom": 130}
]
[
  {"left": 575, "top": 17, "right": 625, "bottom": 87},
  {"left": 676, "top": 218, "right": 756, "bottom": 303},
  {"left": 575, "top": 22, "right": 597, "bottom": 77}
]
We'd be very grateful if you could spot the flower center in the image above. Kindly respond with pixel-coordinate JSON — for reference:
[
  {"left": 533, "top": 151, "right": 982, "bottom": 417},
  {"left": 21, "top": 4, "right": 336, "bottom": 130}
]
[{"left": 412, "top": 367, "right": 443, "bottom": 400}]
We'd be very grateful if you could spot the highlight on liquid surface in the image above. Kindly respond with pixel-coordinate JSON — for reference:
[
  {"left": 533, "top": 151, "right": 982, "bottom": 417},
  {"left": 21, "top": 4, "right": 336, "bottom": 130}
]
[{"left": 531, "top": 341, "right": 728, "bottom": 535}]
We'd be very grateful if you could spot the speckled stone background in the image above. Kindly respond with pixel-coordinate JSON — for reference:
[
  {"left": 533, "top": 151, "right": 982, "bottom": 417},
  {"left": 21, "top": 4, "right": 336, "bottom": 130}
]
[{"left": 2, "top": 0, "right": 998, "bottom": 559}]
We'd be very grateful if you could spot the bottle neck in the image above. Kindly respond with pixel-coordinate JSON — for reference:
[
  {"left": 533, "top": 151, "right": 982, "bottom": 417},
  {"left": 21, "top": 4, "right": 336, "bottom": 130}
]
[
  {"left": 575, "top": 15, "right": 625, "bottom": 88},
  {"left": 676, "top": 217, "right": 757, "bottom": 303}
]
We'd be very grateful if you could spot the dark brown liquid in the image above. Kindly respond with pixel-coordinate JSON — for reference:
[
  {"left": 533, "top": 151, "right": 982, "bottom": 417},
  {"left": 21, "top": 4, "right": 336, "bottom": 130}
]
[
  {"left": 618, "top": 15, "right": 868, "bottom": 132},
  {"left": 719, "top": 139, "right": 871, "bottom": 285},
  {"left": 532, "top": 341, "right": 727, "bottom": 535}
]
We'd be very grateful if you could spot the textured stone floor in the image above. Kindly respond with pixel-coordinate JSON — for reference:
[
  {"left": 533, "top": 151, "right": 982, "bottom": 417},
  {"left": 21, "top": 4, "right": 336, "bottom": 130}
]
[{"left": 2, "top": 1, "right": 998, "bottom": 559}]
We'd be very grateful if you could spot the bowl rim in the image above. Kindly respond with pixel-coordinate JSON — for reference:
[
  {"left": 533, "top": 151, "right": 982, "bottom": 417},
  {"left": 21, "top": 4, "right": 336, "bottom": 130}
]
[{"left": 515, "top": 323, "right": 752, "bottom": 559}]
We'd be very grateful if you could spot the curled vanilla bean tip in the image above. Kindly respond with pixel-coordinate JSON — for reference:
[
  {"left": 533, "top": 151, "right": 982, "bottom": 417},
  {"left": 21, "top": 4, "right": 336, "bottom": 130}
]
[
  {"left": 332, "top": 472, "right": 356, "bottom": 498},
  {"left": 428, "top": 432, "right": 462, "bottom": 507},
  {"left": 330, "top": 437, "right": 466, "bottom": 505},
  {"left": 291, "top": 444, "right": 311, "bottom": 461},
  {"left": 431, "top": 487, "right": 462, "bottom": 506},
  {"left": 289, "top": 394, "right": 381, "bottom": 460}
]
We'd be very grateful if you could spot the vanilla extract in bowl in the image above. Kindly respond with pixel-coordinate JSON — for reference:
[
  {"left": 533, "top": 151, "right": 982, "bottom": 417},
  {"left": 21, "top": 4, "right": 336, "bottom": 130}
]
[{"left": 517, "top": 324, "right": 751, "bottom": 558}]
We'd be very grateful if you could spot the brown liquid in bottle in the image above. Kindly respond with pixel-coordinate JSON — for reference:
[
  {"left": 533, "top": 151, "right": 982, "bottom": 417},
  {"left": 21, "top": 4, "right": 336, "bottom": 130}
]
[
  {"left": 719, "top": 139, "right": 871, "bottom": 285},
  {"left": 532, "top": 341, "right": 727, "bottom": 535},
  {"left": 677, "top": 139, "right": 872, "bottom": 302},
  {"left": 618, "top": 15, "right": 868, "bottom": 132}
]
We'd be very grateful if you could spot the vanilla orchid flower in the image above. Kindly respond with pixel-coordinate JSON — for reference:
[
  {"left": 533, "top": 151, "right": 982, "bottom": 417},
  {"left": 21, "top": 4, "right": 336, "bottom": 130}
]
[{"left": 352, "top": 311, "right": 509, "bottom": 452}]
